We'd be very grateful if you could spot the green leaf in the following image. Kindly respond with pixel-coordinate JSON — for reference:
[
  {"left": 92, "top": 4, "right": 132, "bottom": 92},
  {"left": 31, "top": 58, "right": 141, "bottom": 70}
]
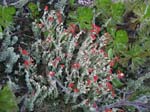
[
  {"left": 3, "top": 6, "right": 16, "bottom": 15},
  {"left": 77, "top": 7, "right": 93, "bottom": 20},
  {"left": 126, "top": 44, "right": 142, "bottom": 56},
  {"left": 115, "top": 30, "right": 128, "bottom": 44},
  {"left": 144, "top": 5, "right": 150, "bottom": 18},
  {"left": 68, "top": 11, "right": 77, "bottom": 20},
  {"left": 144, "top": 40, "right": 150, "bottom": 51},
  {"left": 111, "top": 2, "right": 125, "bottom": 22},
  {"left": 95, "top": 0, "right": 111, "bottom": 12},
  {"left": 3, "top": 15, "right": 13, "bottom": 22},
  {"left": 80, "top": 22, "right": 92, "bottom": 30},
  {"left": 107, "top": 27, "right": 116, "bottom": 37},
  {"left": 28, "top": 2, "right": 39, "bottom": 18},
  {"left": 108, "top": 48, "right": 113, "bottom": 59},
  {"left": 76, "top": 7, "right": 93, "bottom": 29},
  {"left": 69, "top": 0, "right": 75, "bottom": 6},
  {"left": 113, "top": 30, "right": 128, "bottom": 54},
  {"left": 68, "top": 6, "right": 93, "bottom": 29},
  {"left": 28, "top": 2, "right": 38, "bottom": 11},
  {"left": 0, "top": 5, "right": 2, "bottom": 16},
  {"left": 0, "top": 26, "right": 2, "bottom": 32},
  {"left": 0, "top": 6, "right": 16, "bottom": 28},
  {"left": 133, "top": 3, "right": 146, "bottom": 17},
  {"left": 112, "top": 78, "right": 123, "bottom": 88},
  {"left": 0, "top": 85, "right": 18, "bottom": 112}
]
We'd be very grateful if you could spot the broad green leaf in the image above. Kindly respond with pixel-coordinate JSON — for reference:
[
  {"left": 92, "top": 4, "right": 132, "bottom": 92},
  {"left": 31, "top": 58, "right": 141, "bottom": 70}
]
[
  {"left": 115, "top": 30, "right": 128, "bottom": 44},
  {"left": 3, "top": 15, "right": 13, "bottom": 22},
  {"left": 111, "top": 2, "right": 125, "bottom": 22},
  {"left": 0, "top": 6, "right": 16, "bottom": 28},
  {"left": 80, "top": 22, "right": 92, "bottom": 30},
  {"left": 68, "top": 6, "right": 93, "bottom": 29},
  {"left": 112, "top": 78, "right": 123, "bottom": 88},
  {"left": 28, "top": 2, "right": 39, "bottom": 18},
  {"left": 28, "top": 2, "right": 38, "bottom": 11},
  {"left": 144, "top": 5, "right": 150, "bottom": 18},
  {"left": 76, "top": 7, "right": 93, "bottom": 29},
  {"left": 3, "top": 7, "right": 16, "bottom": 15},
  {"left": 77, "top": 7, "right": 93, "bottom": 20}
]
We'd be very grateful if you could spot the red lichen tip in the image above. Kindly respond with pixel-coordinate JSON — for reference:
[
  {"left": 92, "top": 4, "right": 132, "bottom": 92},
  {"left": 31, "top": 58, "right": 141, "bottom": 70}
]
[
  {"left": 68, "top": 83, "right": 74, "bottom": 88},
  {"left": 44, "top": 5, "right": 48, "bottom": 11},
  {"left": 49, "top": 71, "right": 55, "bottom": 77}
]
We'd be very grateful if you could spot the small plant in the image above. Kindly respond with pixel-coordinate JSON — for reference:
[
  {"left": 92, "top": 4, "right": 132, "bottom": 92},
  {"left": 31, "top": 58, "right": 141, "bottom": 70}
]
[
  {"left": 28, "top": 2, "right": 40, "bottom": 19},
  {"left": 93, "top": 0, "right": 150, "bottom": 72},
  {"left": 0, "top": 1, "right": 149, "bottom": 112},
  {"left": 19, "top": 8, "right": 127, "bottom": 111},
  {"left": 68, "top": 6, "right": 93, "bottom": 29}
]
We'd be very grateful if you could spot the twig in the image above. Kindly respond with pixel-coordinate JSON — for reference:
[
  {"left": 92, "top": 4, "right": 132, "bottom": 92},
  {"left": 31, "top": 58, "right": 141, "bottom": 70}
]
[
  {"left": 9, "top": 0, "right": 29, "bottom": 8},
  {"left": 98, "top": 99, "right": 149, "bottom": 111},
  {"left": 3, "top": 0, "right": 7, "bottom": 6},
  {"left": 52, "top": 76, "right": 74, "bottom": 96}
]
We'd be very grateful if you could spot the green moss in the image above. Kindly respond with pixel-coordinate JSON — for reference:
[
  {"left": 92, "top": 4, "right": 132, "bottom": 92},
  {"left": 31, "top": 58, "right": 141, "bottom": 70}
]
[{"left": 0, "top": 85, "right": 18, "bottom": 112}]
